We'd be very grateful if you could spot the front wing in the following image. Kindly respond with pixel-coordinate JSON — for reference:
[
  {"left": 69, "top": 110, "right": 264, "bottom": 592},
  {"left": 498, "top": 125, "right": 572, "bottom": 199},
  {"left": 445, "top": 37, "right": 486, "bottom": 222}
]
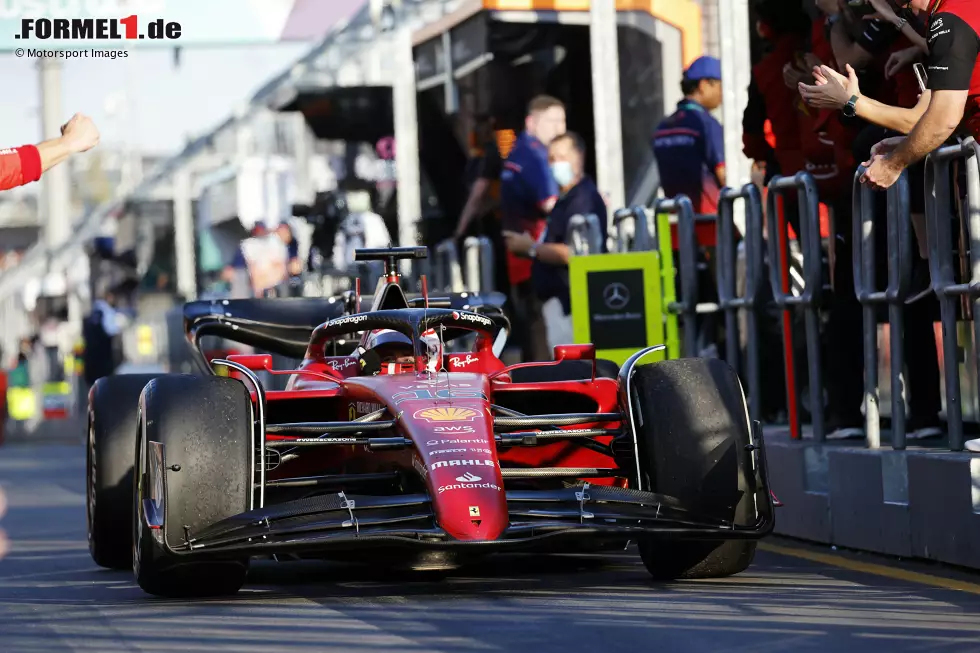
[{"left": 146, "top": 434, "right": 776, "bottom": 562}]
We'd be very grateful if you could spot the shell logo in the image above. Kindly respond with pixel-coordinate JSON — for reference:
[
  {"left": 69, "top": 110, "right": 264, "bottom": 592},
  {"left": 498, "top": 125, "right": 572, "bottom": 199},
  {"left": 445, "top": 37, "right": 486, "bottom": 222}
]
[{"left": 414, "top": 407, "right": 479, "bottom": 423}]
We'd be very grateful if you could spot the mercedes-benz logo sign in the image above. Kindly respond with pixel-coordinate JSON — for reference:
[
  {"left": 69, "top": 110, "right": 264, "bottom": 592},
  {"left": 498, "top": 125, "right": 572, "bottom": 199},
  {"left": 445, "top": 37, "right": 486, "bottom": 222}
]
[{"left": 603, "top": 282, "right": 630, "bottom": 310}]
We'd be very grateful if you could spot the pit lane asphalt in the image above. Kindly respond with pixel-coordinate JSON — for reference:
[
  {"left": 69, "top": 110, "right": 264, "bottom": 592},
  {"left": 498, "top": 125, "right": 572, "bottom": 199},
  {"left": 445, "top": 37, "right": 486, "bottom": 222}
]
[{"left": 3, "top": 442, "right": 980, "bottom": 653}]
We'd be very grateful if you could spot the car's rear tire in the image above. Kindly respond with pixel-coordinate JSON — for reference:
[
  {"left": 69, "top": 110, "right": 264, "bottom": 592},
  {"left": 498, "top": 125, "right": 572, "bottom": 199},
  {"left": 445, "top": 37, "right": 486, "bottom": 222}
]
[
  {"left": 87, "top": 374, "right": 161, "bottom": 569},
  {"left": 133, "top": 375, "right": 252, "bottom": 597},
  {"left": 630, "top": 357, "right": 757, "bottom": 580}
]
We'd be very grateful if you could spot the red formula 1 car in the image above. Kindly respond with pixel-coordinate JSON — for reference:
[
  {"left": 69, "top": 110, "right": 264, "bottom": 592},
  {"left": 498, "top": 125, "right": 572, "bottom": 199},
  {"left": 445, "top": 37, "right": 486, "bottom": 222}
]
[{"left": 85, "top": 247, "right": 774, "bottom": 597}]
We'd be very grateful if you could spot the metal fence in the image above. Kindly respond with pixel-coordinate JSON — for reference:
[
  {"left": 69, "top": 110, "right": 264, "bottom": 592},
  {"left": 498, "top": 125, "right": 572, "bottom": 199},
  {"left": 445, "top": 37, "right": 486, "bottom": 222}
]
[
  {"left": 567, "top": 214, "right": 605, "bottom": 255},
  {"left": 924, "top": 138, "right": 980, "bottom": 452},
  {"left": 717, "top": 184, "right": 765, "bottom": 422},
  {"left": 852, "top": 168, "right": 913, "bottom": 449},
  {"left": 765, "top": 172, "right": 826, "bottom": 441}
]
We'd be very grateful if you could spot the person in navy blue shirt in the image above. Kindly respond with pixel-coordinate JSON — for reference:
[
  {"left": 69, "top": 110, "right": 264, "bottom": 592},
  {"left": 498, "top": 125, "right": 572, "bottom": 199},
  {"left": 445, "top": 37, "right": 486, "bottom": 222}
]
[
  {"left": 499, "top": 95, "right": 566, "bottom": 362},
  {"left": 653, "top": 56, "right": 726, "bottom": 216},
  {"left": 504, "top": 131, "right": 607, "bottom": 352}
]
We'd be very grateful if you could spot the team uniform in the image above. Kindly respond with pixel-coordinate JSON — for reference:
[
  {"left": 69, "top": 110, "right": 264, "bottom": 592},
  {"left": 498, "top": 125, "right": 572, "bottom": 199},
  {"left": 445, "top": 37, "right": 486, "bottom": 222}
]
[
  {"left": 0, "top": 145, "right": 42, "bottom": 191},
  {"left": 532, "top": 176, "right": 608, "bottom": 349},
  {"left": 652, "top": 56, "right": 726, "bottom": 249},
  {"left": 926, "top": 0, "right": 980, "bottom": 139},
  {"left": 653, "top": 99, "right": 725, "bottom": 217},
  {"left": 500, "top": 132, "right": 559, "bottom": 285},
  {"left": 500, "top": 131, "right": 558, "bottom": 362}
]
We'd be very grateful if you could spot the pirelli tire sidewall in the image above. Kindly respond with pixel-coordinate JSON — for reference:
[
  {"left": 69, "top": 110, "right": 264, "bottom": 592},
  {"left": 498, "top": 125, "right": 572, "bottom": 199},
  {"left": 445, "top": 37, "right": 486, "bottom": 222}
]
[{"left": 133, "top": 374, "right": 252, "bottom": 598}]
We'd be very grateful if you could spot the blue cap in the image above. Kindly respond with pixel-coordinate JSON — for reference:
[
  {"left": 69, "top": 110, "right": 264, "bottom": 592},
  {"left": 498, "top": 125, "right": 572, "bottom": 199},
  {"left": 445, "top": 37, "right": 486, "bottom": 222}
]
[{"left": 684, "top": 56, "right": 722, "bottom": 82}]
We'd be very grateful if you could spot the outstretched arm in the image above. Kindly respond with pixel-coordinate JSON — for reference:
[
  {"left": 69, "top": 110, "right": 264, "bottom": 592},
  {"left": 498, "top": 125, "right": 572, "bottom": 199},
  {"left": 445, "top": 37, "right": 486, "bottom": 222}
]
[{"left": 0, "top": 113, "right": 99, "bottom": 192}]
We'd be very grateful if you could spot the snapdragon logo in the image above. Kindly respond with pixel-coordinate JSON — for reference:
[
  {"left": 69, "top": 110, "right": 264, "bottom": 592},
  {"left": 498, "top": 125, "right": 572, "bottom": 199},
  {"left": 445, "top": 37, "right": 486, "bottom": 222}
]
[{"left": 452, "top": 311, "right": 493, "bottom": 328}]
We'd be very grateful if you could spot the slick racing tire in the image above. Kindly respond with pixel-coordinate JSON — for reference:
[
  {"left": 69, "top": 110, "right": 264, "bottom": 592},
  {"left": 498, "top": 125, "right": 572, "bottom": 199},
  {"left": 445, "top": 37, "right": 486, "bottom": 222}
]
[
  {"left": 87, "top": 374, "right": 161, "bottom": 570},
  {"left": 133, "top": 375, "right": 252, "bottom": 597},
  {"left": 631, "top": 358, "right": 757, "bottom": 580}
]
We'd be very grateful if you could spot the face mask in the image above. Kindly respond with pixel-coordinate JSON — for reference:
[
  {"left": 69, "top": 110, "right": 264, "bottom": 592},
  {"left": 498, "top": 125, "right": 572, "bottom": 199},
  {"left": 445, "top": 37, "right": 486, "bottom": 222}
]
[{"left": 551, "top": 161, "right": 575, "bottom": 188}]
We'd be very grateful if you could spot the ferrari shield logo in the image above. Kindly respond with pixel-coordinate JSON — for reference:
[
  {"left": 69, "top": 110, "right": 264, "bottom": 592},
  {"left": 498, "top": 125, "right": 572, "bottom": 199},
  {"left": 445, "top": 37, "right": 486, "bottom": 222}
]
[
  {"left": 414, "top": 407, "right": 479, "bottom": 422},
  {"left": 469, "top": 506, "right": 481, "bottom": 517}
]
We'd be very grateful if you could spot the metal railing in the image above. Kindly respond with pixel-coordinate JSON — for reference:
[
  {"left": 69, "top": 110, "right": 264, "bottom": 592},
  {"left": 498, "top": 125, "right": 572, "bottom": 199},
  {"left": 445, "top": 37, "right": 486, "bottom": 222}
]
[
  {"left": 567, "top": 213, "right": 604, "bottom": 255},
  {"left": 432, "top": 239, "right": 465, "bottom": 293},
  {"left": 462, "top": 236, "right": 495, "bottom": 293},
  {"left": 658, "top": 196, "right": 721, "bottom": 358},
  {"left": 852, "top": 168, "right": 913, "bottom": 449},
  {"left": 717, "top": 184, "right": 765, "bottom": 421},
  {"left": 612, "top": 200, "right": 718, "bottom": 359},
  {"left": 429, "top": 237, "right": 496, "bottom": 295},
  {"left": 613, "top": 205, "right": 655, "bottom": 253},
  {"left": 924, "top": 138, "right": 980, "bottom": 452},
  {"left": 766, "top": 172, "right": 826, "bottom": 441}
]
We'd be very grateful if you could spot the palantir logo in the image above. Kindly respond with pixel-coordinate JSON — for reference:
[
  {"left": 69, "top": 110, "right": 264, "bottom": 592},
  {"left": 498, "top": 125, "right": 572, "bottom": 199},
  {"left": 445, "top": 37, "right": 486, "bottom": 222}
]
[{"left": 456, "top": 472, "right": 481, "bottom": 483}]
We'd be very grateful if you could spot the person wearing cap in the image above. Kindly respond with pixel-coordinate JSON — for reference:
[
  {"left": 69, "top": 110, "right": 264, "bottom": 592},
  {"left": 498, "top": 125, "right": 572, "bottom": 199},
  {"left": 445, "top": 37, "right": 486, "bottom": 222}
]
[{"left": 652, "top": 56, "right": 725, "bottom": 215}]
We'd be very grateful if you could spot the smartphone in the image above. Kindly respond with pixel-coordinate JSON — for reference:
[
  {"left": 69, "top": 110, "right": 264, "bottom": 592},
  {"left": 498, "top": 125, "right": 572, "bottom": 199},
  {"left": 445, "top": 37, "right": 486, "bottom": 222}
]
[{"left": 913, "top": 63, "right": 929, "bottom": 92}]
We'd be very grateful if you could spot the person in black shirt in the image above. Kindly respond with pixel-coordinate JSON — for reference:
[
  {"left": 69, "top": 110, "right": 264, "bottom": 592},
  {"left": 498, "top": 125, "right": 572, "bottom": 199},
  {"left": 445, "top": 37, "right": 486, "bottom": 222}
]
[
  {"left": 455, "top": 114, "right": 502, "bottom": 240},
  {"left": 455, "top": 114, "right": 508, "bottom": 295},
  {"left": 503, "top": 131, "right": 608, "bottom": 352}
]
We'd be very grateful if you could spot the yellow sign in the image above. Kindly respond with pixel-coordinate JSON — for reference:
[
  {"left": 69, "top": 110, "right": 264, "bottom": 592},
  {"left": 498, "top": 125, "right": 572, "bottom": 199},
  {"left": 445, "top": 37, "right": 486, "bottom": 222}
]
[{"left": 568, "top": 251, "right": 669, "bottom": 367}]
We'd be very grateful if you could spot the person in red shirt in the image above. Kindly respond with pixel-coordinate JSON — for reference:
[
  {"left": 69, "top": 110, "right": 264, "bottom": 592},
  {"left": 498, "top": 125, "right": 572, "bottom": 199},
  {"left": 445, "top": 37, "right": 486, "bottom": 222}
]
[
  {"left": 743, "top": 0, "right": 809, "bottom": 184},
  {"left": 0, "top": 113, "right": 100, "bottom": 192}
]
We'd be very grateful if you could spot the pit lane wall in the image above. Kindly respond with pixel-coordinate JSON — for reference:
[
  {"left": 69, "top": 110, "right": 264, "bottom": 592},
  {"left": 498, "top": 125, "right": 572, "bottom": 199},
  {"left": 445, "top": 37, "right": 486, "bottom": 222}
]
[{"left": 767, "top": 435, "right": 980, "bottom": 570}]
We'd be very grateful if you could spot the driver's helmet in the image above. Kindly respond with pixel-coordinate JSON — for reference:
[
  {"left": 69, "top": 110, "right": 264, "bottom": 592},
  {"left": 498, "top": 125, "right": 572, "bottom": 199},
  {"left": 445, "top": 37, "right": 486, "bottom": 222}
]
[
  {"left": 362, "top": 328, "right": 444, "bottom": 374},
  {"left": 420, "top": 328, "right": 444, "bottom": 373},
  {"left": 364, "top": 329, "right": 413, "bottom": 363}
]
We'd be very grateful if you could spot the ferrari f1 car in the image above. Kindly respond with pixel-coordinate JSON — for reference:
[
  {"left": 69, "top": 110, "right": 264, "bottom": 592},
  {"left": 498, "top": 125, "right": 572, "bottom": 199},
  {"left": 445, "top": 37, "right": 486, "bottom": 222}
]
[{"left": 86, "top": 247, "right": 774, "bottom": 597}]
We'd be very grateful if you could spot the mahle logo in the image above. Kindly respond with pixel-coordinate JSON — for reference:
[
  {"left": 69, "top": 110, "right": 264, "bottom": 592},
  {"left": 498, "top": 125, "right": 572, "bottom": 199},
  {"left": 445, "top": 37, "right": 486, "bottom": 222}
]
[{"left": 430, "top": 459, "right": 495, "bottom": 470}]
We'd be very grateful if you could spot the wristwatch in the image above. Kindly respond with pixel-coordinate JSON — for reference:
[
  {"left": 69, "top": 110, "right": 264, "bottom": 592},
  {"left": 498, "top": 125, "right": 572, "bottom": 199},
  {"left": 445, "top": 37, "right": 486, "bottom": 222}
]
[
  {"left": 842, "top": 95, "right": 859, "bottom": 118},
  {"left": 528, "top": 245, "right": 538, "bottom": 259}
]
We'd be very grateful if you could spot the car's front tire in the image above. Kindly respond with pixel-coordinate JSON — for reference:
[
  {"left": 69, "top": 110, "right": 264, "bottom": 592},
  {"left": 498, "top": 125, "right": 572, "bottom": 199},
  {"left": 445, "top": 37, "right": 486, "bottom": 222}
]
[
  {"left": 630, "top": 357, "right": 758, "bottom": 580},
  {"left": 87, "top": 374, "right": 161, "bottom": 569},
  {"left": 133, "top": 375, "right": 252, "bottom": 597}
]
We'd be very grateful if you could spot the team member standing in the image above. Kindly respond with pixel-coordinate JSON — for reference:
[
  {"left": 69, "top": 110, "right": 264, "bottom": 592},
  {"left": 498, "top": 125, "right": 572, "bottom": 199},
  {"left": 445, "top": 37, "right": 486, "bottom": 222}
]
[
  {"left": 500, "top": 95, "right": 566, "bottom": 362},
  {"left": 653, "top": 56, "right": 726, "bottom": 216},
  {"left": 503, "top": 132, "right": 608, "bottom": 351}
]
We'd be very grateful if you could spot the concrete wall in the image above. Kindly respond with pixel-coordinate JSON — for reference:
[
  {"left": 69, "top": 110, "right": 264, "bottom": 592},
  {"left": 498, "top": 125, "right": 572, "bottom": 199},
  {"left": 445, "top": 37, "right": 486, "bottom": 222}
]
[{"left": 767, "top": 435, "right": 980, "bottom": 569}]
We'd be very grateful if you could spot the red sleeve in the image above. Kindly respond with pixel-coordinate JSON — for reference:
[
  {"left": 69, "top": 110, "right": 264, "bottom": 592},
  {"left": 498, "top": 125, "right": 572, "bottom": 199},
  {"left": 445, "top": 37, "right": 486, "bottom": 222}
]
[{"left": 0, "top": 145, "right": 42, "bottom": 191}]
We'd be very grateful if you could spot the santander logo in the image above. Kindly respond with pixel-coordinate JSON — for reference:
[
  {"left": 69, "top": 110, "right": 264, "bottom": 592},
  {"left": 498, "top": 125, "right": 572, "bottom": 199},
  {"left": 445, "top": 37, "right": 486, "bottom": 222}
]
[{"left": 456, "top": 472, "right": 481, "bottom": 482}]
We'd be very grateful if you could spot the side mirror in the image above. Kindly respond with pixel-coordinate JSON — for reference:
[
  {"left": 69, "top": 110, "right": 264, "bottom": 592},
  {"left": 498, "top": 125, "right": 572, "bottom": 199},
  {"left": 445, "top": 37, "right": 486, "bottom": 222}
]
[
  {"left": 225, "top": 354, "right": 273, "bottom": 371},
  {"left": 553, "top": 344, "right": 596, "bottom": 361}
]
